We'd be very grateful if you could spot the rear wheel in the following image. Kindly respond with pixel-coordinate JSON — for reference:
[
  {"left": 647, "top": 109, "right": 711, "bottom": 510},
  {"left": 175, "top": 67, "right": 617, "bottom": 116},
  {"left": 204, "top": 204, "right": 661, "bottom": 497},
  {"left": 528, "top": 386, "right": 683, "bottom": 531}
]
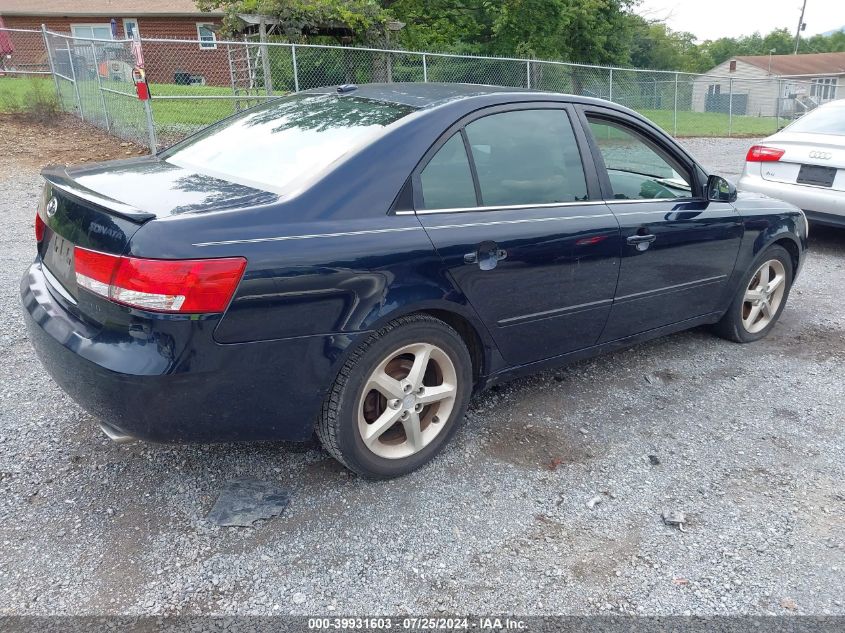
[
  {"left": 714, "top": 244, "right": 793, "bottom": 343},
  {"left": 316, "top": 315, "right": 473, "bottom": 478}
]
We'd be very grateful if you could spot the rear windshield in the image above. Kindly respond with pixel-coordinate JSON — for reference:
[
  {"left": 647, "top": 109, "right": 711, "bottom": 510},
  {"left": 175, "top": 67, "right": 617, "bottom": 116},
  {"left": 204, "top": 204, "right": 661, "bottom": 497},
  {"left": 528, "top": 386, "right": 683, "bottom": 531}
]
[
  {"left": 786, "top": 104, "right": 845, "bottom": 136},
  {"left": 163, "top": 93, "right": 416, "bottom": 192}
]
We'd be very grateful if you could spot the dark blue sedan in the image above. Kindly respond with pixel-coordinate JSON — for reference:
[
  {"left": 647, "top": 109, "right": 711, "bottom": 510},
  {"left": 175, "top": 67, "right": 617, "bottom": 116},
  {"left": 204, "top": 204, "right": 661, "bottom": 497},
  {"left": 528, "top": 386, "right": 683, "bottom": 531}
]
[{"left": 22, "top": 83, "right": 808, "bottom": 478}]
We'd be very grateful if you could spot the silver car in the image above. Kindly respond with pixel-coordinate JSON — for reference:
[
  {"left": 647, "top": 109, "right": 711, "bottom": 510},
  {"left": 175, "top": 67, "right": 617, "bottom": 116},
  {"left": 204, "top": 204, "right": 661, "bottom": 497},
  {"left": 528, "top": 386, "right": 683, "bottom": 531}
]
[{"left": 738, "top": 99, "right": 845, "bottom": 228}]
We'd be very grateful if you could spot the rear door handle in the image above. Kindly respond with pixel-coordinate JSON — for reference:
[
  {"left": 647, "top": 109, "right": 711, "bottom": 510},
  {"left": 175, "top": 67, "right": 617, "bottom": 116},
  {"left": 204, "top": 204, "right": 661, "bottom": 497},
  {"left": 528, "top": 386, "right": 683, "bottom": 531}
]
[{"left": 465, "top": 245, "right": 507, "bottom": 270}]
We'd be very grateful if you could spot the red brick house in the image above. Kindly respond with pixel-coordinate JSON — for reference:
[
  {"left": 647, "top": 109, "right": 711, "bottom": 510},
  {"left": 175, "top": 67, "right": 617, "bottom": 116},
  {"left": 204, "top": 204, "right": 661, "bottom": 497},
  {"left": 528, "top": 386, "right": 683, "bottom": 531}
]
[{"left": 0, "top": 0, "right": 230, "bottom": 85}]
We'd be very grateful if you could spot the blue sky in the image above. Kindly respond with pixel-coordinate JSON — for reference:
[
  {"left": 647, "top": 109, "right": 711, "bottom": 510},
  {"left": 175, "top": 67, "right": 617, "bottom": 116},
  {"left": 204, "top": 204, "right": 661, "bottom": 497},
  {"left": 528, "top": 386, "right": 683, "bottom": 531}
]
[{"left": 637, "top": 0, "right": 845, "bottom": 42}]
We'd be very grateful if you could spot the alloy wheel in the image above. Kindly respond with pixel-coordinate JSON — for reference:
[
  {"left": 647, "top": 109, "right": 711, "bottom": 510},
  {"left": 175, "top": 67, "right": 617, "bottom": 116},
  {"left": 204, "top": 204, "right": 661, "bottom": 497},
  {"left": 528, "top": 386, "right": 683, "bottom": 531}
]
[
  {"left": 741, "top": 259, "right": 787, "bottom": 334},
  {"left": 357, "top": 342, "right": 458, "bottom": 459}
]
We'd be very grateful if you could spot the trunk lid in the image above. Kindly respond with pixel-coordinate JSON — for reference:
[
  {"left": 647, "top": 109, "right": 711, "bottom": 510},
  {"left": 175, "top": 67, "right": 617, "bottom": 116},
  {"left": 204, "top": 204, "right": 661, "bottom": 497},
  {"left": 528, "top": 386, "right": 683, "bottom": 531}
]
[
  {"left": 757, "top": 132, "right": 845, "bottom": 192},
  {"left": 39, "top": 157, "right": 278, "bottom": 305},
  {"left": 39, "top": 166, "right": 151, "bottom": 303}
]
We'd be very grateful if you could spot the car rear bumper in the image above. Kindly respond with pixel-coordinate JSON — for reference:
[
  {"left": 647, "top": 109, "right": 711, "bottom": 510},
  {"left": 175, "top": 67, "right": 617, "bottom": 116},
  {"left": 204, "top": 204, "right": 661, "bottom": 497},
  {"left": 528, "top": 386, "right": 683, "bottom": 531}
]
[
  {"left": 21, "top": 261, "right": 359, "bottom": 443},
  {"left": 738, "top": 172, "right": 845, "bottom": 223}
]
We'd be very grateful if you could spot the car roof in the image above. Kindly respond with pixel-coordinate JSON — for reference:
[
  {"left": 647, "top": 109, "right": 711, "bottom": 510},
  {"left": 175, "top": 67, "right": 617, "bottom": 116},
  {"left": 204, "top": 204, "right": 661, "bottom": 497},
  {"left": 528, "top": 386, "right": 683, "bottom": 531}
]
[{"left": 305, "top": 82, "right": 610, "bottom": 110}]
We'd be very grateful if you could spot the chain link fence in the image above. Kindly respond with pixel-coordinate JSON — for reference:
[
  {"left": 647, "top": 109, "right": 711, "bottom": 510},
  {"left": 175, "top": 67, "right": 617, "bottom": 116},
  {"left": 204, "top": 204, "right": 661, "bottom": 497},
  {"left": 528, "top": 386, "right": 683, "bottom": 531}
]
[
  {"left": 1, "top": 27, "right": 827, "bottom": 153},
  {"left": 0, "top": 27, "right": 50, "bottom": 75}
]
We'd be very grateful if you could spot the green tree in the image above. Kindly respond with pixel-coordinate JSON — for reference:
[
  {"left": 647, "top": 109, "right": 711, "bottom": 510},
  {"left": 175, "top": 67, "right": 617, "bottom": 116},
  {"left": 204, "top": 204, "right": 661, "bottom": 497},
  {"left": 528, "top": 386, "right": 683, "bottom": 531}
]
[
  {"left": 629, "top": 16, "right": 701, "bottom": 71},
  {"left": 384, "top": 0, "right": 492, "bottom": 52},
  {"left": 196, "top": 0, "right": 389, "bottom": 43}
]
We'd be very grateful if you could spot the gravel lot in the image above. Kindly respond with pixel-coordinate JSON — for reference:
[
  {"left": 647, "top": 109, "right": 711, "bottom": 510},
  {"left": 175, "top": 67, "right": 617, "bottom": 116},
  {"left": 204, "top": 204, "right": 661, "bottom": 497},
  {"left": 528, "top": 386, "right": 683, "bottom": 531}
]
[{"left": 1, "top": 122, "right": 843, "bottom": 617}]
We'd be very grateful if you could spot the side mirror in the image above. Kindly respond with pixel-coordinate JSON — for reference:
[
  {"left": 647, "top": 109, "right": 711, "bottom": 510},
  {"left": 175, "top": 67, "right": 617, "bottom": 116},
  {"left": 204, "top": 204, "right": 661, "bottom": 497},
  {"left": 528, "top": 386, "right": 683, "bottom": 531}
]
[{"left": 706, "top": 174, "right": 737, "bottom": 203}]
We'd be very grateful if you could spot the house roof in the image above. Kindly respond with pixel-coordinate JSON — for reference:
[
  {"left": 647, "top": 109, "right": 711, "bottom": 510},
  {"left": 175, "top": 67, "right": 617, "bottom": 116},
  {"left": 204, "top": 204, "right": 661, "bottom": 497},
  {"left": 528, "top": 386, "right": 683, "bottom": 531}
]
[
  {"left": 737, "top": 52, "right": 845, "bottom": 76},
  {"left": 0, "top": 0, "right": 222, "bottom": 17}
]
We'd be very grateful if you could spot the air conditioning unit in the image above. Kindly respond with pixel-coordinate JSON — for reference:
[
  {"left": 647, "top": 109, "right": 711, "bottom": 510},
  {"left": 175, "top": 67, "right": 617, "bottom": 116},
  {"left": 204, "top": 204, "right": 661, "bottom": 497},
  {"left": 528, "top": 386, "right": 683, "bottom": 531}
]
[
  {"left": 189, "top": 75, "right": 206, "bottom": 86},
  {"left": 107, "top": 60, "right": 134, "bottom": 83}
]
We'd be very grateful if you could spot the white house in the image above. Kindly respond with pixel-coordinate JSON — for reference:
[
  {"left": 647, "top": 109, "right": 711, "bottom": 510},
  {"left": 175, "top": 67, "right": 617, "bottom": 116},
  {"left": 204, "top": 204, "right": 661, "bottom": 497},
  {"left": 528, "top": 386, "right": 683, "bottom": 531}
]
[{"left": 692, "top": 52, "right": 845, "bottom": 118}]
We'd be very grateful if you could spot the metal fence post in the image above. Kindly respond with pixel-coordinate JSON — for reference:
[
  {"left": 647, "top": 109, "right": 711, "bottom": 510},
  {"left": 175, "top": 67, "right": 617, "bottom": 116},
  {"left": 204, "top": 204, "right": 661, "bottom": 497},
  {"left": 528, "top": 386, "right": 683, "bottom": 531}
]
[
  {"left": 291, "top": 44, "right": 300, "bottom": 92},
  {"left": 728, "top": 78, "right": 734, "bottom": 137},
  {"left": 64, "top": 40, "right": 84, "bottom": 122},
  {"left": 134, "top": 34, "right": 157, "bottom": 154},
  {"left": 259, "top": 18, "right": 274, "bottom": 95},
  {"left": 775, "top": 78, "right": 782, "bottom": 131},
  {"left": 143, "top": 99, "right": 157, "bottom": 155},
  {"left": 90, "top": 43, "right": 111, "bottom": 133},
  {"left": 41, "top": 25, "right": 62, "bottom": 105},
  {"left": 608, "top": 68, "right": 613, "bottom": 101},
  {"left": 673, "top": 72, "right": 679, "bottom": 136},
  {"left": 422, "top": 53, "right": 427, "bottom": 82},
  {"left": 526, "top": 60, "right": 531, "bottom": 89}
]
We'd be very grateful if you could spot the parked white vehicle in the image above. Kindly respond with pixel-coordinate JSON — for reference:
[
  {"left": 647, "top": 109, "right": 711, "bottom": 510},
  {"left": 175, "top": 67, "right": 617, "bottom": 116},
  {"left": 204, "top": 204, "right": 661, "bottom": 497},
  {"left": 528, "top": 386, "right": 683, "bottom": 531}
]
[{"left": 738, "top": 100, "right": 845, "bottom": 228}]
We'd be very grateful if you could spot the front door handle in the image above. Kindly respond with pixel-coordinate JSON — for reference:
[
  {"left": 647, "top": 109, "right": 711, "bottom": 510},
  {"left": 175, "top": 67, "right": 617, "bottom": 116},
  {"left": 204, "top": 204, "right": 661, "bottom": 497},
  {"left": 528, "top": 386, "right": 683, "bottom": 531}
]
[{"left": 626, "top": 233, "right": 657, "bottom": 251}]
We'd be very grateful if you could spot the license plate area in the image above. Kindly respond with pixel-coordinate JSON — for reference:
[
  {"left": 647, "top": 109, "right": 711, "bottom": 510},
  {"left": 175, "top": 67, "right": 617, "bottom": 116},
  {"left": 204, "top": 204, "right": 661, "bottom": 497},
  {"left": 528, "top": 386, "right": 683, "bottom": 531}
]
[
  {"left": 796, "top": 164, "right": 836, "bottom": 187},
  {"left": 42, "top": 232, "right": 77, "bottom": 298}
]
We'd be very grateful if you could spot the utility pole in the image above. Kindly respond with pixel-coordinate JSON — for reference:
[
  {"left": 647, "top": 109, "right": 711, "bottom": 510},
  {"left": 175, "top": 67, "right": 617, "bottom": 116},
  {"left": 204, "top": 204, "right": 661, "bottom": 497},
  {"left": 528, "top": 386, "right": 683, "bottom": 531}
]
[{"left": 793, "top": 0, "right": 807, "bottom": 54}]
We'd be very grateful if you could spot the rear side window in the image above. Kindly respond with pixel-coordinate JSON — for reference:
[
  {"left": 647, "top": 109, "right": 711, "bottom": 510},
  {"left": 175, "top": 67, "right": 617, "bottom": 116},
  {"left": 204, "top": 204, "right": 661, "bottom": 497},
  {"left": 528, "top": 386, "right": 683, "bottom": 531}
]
[
  {"left": 163, "top": 93, "right": 416, "bottom": 193},
  {"left": 464, "top": 110, "right": 588, "bottom": 206},
  {"left": 419, "top": 133, "right": 478, "bottom": 210},
  {"left": 587, "top": 117, "right": 692, "bottom": 200}
]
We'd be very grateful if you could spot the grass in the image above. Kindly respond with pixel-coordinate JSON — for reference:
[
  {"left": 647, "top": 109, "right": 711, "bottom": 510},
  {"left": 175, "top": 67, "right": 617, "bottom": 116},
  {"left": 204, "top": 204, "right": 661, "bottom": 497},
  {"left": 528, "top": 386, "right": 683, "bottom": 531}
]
[
  {"left": 0, "top": 76, "right": 61, "bottom": 122},
  {"left": 641, "top": 109, "right": 782, "bottom": 137},
  {"left": 1, "top": 76, "right": 785, "bottom": 139},
  {"left": 147, "top": 82, "right": 287, "bottom": 133},
  {"left": 1, "top": 76, "right": 54, "bottom": 104}
]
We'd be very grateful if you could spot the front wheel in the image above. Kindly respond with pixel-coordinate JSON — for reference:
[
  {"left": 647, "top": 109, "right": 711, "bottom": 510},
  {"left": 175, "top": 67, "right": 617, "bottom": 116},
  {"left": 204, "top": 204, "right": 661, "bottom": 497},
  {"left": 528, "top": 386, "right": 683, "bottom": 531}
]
[
  {"left": 316, "top": 315, "right": 473, "bottom": 478},
  {"left": 714, "top": 244, "right": 794, "bottom": 343}
]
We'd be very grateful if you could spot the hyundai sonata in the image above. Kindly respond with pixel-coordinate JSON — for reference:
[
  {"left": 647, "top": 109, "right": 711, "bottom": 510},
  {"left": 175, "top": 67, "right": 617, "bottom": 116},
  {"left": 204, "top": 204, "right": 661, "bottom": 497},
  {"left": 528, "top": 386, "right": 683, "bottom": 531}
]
[{"left": 22, "top": 83, "right": 808, "bottom": 478}]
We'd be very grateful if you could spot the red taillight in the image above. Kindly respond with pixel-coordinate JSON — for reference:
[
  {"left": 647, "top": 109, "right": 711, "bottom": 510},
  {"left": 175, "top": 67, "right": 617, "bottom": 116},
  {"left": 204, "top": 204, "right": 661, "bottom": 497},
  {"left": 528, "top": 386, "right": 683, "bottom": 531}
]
[
  {"left": 35, "top": 213, "right": 46, "bottom": 243},
  {"left": 74, "top": 247, "right": 246, "bottom": 314},
  {"left": 746, "top": 145, "right": 785, "bottom": 162}
]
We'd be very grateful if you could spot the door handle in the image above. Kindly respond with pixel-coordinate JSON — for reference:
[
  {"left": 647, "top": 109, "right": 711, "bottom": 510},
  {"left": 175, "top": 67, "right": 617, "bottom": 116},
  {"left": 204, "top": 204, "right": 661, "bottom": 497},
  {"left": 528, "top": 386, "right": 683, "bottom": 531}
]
[
  {"left": 626, "top": 233, "right": 657, "bottom": 252},
  {"left": 464, "top": 245, "right": 507, "bottom": 270},
  {"left": 626, "top": 234, "right": 657, "bottom": 245}
]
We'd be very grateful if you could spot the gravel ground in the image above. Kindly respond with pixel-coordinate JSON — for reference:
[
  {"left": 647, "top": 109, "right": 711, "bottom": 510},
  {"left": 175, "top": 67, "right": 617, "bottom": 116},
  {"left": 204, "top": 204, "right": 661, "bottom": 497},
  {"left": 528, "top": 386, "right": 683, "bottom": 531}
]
[{"left": 0, "top": 128, "right": 844, "bottom": 617}]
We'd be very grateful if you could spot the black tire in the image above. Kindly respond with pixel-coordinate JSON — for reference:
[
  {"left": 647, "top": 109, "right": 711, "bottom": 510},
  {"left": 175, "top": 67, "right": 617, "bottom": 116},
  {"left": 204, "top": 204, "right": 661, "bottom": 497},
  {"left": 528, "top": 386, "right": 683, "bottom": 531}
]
[
  {"left": 316, "top": 314, "right": 473, "bottom": 479},
  {"left": 714, "top": 244, "right": 794, "bottom": 343}
]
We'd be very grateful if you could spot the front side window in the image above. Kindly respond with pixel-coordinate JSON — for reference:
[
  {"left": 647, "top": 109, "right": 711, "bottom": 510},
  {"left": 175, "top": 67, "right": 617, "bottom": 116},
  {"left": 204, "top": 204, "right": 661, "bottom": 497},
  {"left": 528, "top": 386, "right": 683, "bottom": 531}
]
[
  {"left": 587, "top": 117, "right": 692, "bottom": 200},
  {"left": 464, "top": 109, "right": 588, "bottom": 207},
  {"left": 419, "top": 133, "right": 477, "bottom": 210},
  {"left": 197, "top": 23, "right": 217, "bottom": 49}
]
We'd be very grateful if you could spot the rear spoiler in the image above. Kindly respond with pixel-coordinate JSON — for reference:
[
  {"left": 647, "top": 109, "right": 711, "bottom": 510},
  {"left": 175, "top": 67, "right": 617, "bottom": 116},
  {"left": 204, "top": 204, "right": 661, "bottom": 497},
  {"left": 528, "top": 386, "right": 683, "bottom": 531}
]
[{"left": 41, "top": 165, "right": 156, "bottom": 222}]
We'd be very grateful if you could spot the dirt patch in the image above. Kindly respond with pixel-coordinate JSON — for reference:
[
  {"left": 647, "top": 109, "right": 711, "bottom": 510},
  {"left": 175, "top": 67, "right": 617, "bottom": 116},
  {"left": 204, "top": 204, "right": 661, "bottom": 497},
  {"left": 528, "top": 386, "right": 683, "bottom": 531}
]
[
  {"left": 485, "top": 420, "right": 593, "bottom": 470},
  {"left": 0, "top": 113, "right": 148, "bottom": 175},
  {"left": 770, "top": 323, "right": 845, "bottom": 362}
]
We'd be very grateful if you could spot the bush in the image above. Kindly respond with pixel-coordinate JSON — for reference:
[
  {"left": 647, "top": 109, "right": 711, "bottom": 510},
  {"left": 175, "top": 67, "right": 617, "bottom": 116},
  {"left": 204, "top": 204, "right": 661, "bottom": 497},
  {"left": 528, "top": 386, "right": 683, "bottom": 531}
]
[{"left": 0, "top": 77, "right": 60, "bottom": 123}]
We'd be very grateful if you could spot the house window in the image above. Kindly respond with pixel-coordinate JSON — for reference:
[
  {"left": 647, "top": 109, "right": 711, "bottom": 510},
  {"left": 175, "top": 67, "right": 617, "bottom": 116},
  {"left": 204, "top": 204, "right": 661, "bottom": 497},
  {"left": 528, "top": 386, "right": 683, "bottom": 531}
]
[
  {"left": 811, "top": 77, "right": 837, "bottom": 101},
  {"left": 197, "top": 23, "right": 217, "bottom": 50},
  {"left": 729, "top": 60, "right": 736, "bottom": 72},
  {"left": 123, "top": 19, "right": 139, "bottom": 39},
  {"left": 71, "top": 24, "right": 113, "bottom": 40},
  {"left": 708, "top": 84, "right": 721, "bottom": 95}
]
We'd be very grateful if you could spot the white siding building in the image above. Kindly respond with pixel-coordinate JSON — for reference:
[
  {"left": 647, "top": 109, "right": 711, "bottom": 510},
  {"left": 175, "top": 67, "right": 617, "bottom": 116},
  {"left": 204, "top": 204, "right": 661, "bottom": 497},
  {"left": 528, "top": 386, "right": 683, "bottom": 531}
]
[{"left": 692, "top": 52, "right": 845, "bottom": 118}]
